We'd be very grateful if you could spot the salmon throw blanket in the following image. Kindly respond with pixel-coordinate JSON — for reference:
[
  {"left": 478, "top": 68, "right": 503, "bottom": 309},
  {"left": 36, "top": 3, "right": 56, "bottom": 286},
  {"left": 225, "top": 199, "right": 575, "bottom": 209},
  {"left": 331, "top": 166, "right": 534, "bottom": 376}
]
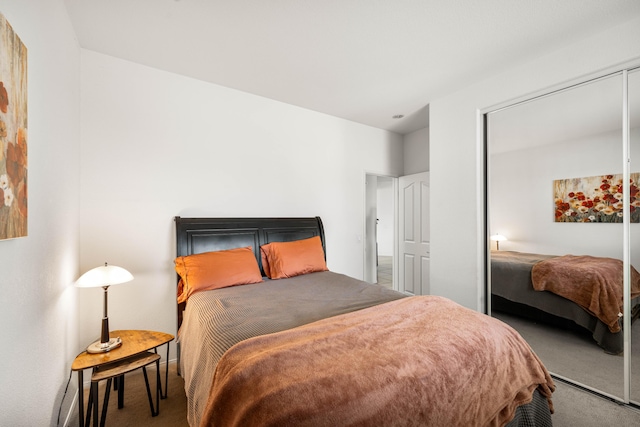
[
  {"left": 201, "top": 296, "right": 554, "bottom": 427},
  {"left": 531, "top": 255, "right": 640, "bottom": 333}
]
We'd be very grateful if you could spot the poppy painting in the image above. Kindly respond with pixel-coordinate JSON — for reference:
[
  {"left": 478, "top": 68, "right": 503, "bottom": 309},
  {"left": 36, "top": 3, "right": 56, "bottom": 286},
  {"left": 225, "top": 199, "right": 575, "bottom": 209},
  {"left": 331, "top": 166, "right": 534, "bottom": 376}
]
[
  {"left": 554, "top": 173, "right": 640, "bottom": 223},
  {"left": 0, "top": 12, "right": 27, "bottom": 239}
]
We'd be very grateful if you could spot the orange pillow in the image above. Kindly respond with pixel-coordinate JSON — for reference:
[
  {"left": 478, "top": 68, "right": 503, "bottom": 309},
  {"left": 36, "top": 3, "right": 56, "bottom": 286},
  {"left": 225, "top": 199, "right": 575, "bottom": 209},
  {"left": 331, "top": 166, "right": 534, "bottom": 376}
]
[
  {"left": 175, "top": 246, "right": 262, "bottom": 303},
  {"left": 260, "top": 236, "right": 328, "bottom": 279}
]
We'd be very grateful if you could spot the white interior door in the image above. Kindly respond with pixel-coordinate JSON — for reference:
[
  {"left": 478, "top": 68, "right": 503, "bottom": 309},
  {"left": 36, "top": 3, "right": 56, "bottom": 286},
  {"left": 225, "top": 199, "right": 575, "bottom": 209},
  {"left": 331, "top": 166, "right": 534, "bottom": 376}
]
[{"left": 398, "top": 172, "right": 430, "bottom": 295}]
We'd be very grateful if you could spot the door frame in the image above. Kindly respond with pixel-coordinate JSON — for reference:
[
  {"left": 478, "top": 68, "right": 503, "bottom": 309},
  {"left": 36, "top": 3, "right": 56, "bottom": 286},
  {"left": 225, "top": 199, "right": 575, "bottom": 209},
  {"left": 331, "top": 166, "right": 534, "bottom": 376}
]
[{"left": 363, "top": 172, "right": 399, "bottom": 290}]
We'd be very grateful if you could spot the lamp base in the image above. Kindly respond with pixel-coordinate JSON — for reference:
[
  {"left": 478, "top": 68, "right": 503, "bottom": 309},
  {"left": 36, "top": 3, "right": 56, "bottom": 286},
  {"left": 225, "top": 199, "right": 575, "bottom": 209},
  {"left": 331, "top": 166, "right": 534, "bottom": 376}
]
[{"left": 86, "top": 336, "right": 122, "bottom": 354}]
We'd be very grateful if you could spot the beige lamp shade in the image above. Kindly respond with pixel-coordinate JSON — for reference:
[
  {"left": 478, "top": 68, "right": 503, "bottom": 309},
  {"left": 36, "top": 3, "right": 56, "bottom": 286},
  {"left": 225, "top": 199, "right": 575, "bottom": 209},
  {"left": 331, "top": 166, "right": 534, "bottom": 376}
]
[{"left": 76, "top": 263, "right": 133, "bottom": 288}]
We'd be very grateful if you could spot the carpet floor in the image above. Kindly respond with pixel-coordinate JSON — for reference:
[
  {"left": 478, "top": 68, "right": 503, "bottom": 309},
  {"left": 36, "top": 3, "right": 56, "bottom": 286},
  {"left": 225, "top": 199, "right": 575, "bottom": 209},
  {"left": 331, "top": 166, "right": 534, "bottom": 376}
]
[
  {"left": 70, "top": 356, "right": 640, "bottom": 427},
  {"left": 494, "top": 310, "right": 640, "bottom": 399},
  {"left": 71, "top": 361, "right": 188, "bottom": 427}
]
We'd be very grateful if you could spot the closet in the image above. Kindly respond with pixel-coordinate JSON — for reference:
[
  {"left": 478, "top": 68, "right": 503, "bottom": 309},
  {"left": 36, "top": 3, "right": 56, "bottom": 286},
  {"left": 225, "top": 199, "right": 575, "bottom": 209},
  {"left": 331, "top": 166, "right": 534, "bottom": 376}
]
[{"left": 485, "top": 67, "right": 640, "bottom": 404}]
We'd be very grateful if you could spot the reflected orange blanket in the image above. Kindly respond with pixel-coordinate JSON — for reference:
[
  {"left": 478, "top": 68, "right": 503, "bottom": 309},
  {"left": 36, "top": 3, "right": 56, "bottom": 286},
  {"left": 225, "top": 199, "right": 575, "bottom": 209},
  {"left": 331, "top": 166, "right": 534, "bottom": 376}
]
[
  {"left": 531, "top": 255, "right": 640, "bottom": 333},
  {"left": 201, "top": 296, "right": 554, "bottom": 427}
]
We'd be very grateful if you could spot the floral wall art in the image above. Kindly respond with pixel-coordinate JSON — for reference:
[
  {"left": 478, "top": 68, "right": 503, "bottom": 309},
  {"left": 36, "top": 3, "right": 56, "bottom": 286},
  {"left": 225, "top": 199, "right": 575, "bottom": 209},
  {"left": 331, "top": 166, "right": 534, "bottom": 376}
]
[
  {"left": 0, "top": 13, "right": 27, "bottom": 239},
  {"left": 554, "top": 173, "right": 640, "bottom": 223}
]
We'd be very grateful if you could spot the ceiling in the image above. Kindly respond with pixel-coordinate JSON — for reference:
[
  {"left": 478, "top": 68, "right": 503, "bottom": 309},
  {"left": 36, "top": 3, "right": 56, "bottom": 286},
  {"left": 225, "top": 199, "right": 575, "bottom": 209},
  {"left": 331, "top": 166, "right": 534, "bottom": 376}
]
[
  {"left": 63, "top": 0, "right": 640, "bottom": 135},
  {"left": 490, "top": 70, "right": 640, "bottom": 154}
]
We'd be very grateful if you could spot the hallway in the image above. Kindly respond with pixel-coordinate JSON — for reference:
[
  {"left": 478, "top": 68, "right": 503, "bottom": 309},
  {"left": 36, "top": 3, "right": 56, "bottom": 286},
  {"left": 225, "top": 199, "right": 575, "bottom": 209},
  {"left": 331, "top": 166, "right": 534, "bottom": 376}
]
[{"left": 377, "top": 256, "right": 392, "bottom": 289}]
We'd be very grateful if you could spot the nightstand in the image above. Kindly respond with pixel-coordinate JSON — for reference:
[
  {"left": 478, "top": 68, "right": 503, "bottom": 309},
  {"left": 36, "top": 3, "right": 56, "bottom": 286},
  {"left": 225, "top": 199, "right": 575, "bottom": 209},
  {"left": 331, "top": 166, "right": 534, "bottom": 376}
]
[{"left": 72, "top": 330, "right": 174, "bottom": 427}]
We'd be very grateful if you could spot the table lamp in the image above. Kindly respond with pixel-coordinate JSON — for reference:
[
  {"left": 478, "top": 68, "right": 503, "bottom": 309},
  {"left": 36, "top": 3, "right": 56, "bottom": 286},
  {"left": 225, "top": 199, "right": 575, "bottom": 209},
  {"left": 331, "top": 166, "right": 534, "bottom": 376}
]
[
  {"left": 490, "top": 234, "right": 507, "bottom": 251},
  {"left": 76, "top": 262, "right": 133, "bottom": 353}
]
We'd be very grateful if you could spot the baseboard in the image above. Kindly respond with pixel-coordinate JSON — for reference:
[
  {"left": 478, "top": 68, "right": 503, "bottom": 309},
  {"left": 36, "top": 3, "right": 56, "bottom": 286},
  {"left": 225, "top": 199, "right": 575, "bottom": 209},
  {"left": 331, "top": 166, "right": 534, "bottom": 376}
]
[{"left": 61, "top": 390, "right": 78, "bottom": 427}]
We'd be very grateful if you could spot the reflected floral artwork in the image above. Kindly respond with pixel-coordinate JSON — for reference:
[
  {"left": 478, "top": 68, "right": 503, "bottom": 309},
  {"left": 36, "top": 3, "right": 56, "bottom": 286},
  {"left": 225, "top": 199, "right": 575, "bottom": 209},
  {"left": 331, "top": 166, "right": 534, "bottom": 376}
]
[
  {"left": 0, "top": 13, "right": 27, "bottom": 239},
  {"left": 554, "top": 173, "right": 640, "bottom": 223}
]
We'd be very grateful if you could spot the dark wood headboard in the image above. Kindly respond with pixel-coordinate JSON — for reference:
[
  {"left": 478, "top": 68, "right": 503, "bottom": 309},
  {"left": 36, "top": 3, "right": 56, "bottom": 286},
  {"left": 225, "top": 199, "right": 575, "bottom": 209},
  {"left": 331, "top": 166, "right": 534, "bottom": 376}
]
[{"left": 174, "top": 216, "right": 326, "bottom": 329}]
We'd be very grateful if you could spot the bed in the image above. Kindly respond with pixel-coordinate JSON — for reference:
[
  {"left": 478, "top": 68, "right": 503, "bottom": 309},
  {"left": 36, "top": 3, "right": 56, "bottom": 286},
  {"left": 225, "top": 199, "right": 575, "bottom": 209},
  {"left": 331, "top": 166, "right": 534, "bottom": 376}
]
[
  {"left": 491, "top": 250, "right": 640, "bottom": 354},
  {"left": 175, "top": 216, "right": 555, "bottom": 427}
]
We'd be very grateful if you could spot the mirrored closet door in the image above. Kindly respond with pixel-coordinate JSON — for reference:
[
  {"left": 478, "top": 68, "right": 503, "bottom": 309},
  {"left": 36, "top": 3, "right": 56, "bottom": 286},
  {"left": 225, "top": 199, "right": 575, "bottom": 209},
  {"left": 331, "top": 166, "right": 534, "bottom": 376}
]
[{"left": 486, "top": 69, "right": 638, "bottom": 401}]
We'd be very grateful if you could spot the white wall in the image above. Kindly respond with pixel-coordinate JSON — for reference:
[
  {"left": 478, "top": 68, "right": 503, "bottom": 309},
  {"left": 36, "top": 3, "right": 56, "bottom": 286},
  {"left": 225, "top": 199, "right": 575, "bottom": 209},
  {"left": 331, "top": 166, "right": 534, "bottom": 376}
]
[
  {"left": 403, "top": 126, "right": 429, "bottom": 174},
  {"left": 0, "top": 0, "right": 81, "bottom": 425},
  {"left": 78, "top": 49, "right": 404, "bottom": 357},
  {"left": 430, "top": 16, "right": 640, "bottom": 310}
]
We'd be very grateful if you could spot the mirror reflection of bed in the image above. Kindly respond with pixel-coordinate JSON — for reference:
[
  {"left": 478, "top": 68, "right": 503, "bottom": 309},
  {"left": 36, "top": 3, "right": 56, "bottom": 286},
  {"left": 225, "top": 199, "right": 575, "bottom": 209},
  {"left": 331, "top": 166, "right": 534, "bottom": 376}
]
[
  {"left": 491, "top": 249, "right": 640, "bottom": 355},
  {"left": 490, "top": 249, "right": 640, "bottom": 395}
]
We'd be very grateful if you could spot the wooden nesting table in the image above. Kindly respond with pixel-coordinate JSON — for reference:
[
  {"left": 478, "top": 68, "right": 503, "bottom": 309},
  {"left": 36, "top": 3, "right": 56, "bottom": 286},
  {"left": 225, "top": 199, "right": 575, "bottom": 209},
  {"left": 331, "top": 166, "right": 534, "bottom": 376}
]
[{"left": 71, "top": 330, "right": 174, "bottom": 427}]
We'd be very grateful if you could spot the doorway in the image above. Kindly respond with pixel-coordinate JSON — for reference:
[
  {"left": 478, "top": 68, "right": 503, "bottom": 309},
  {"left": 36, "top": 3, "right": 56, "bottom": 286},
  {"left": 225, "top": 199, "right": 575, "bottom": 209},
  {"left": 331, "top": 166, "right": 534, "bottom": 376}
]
[{"left": 364, "top": 174, "right": 396, "bottom": 289}]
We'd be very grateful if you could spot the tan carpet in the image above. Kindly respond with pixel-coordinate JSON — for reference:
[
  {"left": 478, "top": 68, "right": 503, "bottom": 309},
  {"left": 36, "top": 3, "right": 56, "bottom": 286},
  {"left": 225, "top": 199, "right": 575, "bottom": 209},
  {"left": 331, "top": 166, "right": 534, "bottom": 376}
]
[
  {"left": 68, "top": 355, "right": 640, "bottom": 427},
  {"left": 73, "top": 361, "right": 188, "bottom": 427}
]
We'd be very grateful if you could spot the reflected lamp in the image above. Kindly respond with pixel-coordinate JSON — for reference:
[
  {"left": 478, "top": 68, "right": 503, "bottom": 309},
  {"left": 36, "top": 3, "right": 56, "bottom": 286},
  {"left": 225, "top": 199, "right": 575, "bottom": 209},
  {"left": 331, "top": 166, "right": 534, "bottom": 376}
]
[
  {"left": 76, "top": 263, "right": 133, "bottom": 353},
  {"left": 490, "top": 234, "right": 507, "bottom": 251}
]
